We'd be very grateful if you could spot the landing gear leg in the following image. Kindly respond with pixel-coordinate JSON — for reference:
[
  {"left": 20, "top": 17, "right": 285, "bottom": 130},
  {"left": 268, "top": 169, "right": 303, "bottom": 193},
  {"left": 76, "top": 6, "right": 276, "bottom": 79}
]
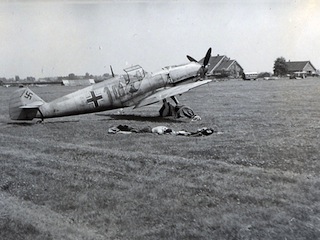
[
  {"left": 171, "top": 96, "right": 179, "bottom": 105},
  {"left": 159, "top": 99, "right": 173, "bottom": 117}
]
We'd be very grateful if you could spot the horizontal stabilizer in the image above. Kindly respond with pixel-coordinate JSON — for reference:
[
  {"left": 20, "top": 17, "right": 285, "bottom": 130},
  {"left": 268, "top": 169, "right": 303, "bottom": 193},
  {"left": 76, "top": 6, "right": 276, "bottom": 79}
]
[
  {"left": 19, "top": 101, "right": 44, "bottom": 109},
  {"left": 9, "top": 88, "right": 45, "bottom": 120},
  {"left": 135, "top": 79, "right": 211, "bottom": 108}
]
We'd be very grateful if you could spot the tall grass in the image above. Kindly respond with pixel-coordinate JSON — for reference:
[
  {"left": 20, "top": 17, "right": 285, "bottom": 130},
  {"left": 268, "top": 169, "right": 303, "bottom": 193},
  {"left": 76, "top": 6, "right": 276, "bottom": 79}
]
[{"left": 1, "top": 79, "right": 320, "bottom": 239}]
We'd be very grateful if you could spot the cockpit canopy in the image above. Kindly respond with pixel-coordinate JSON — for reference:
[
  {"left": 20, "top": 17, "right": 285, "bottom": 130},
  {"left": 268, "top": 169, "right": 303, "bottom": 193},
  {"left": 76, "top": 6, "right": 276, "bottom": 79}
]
[{"left": 123, "top": 65, "right": 146, "bottom": 82}]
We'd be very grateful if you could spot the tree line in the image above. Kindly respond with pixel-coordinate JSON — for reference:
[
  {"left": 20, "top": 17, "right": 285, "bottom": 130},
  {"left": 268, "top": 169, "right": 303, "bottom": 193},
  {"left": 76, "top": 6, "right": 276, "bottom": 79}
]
[
  {"left": 0, "top": 72, "right": 112, "bottom": 84},
  {"left": 273, "top": 57, "right": 288, "bottom": 77}
]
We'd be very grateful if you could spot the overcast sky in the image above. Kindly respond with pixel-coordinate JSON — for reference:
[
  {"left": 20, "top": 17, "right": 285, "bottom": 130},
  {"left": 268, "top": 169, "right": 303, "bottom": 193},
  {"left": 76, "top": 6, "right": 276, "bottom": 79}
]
[{"left": 1, "top": 0, "right": 319, "bottom": 78}]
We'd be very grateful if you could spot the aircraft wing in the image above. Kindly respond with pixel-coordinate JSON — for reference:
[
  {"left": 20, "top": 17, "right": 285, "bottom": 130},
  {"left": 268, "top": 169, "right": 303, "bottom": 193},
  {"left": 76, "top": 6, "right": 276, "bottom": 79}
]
[{"left": 134, "top": 79, "right": 212, "bottom": 108}]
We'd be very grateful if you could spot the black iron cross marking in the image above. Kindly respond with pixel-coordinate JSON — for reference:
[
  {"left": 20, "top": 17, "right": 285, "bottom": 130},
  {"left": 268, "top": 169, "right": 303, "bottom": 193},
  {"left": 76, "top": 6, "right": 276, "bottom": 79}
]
[{"left": 87, "top": 91, "right": 103, "bottom": 108}]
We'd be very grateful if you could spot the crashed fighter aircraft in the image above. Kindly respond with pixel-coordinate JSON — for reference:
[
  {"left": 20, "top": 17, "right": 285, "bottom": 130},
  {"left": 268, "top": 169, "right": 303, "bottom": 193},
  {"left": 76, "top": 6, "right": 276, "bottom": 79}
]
[{"left": 9, "top": 48, "right": 212, "bottom": 121}]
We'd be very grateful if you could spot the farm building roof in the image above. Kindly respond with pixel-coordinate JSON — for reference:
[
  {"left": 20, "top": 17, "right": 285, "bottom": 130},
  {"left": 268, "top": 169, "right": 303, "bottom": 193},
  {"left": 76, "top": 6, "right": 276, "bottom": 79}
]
[
  {"left": 199, "top": 55, "right": 243, "bottom": 73},
  {"left": 215, "top": 59, "right": 236, "bottom": 71},
  {"left": 199, "top": 55, "right": 225, "bottom": 72},
  {"left": 286, "top": 61, "right": 316, "bottom": 72}
]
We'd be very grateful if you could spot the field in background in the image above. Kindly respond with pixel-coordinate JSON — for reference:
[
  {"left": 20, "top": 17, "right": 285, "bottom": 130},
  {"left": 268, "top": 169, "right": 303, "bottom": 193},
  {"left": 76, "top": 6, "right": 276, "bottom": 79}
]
[{"left": 1, "top": 78, "right": 320, "bottom": 239}]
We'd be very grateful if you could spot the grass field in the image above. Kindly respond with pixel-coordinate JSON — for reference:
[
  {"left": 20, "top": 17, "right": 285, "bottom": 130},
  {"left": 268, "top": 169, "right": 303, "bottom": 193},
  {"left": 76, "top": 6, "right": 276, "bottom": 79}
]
[{"left": 1, "top": 78, "right": 320, "bottom": 239}]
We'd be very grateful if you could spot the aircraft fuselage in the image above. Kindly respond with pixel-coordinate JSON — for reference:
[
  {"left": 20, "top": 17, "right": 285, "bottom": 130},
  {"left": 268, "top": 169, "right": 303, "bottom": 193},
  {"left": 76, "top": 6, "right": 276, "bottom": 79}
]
[{"left": 37, "top": 62, "right": 201, "bottom": 119}]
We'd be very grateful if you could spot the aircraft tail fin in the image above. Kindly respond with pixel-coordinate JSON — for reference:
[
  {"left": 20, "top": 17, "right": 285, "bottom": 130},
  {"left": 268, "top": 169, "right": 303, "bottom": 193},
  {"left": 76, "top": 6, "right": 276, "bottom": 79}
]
[{"left": 9, "top": 87, "right": 45, "bottom": 120}]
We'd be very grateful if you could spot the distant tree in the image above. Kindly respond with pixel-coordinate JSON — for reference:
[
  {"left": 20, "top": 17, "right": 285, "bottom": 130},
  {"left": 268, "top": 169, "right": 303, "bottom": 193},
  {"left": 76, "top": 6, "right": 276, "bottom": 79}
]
[
  {"left": 103, "top": 73, "right": 112, "bottom": 79},
  {"left": 85, "top": 72, "right": 90, "bottom": 79},
  {"left": 26, "top": 77, "right": 35, "bottom": 82},
  {"left": 273, "top": 57, "right": 288, "bottom": 76},
  {"left": 258, "top": 72, "right": 272, "bottom": 78},
  {"left": 68, "top": 73, "right": 76, "bottom": 80},
  {"left": 15, "top": 75, "right": 20, "bottom": 82}
]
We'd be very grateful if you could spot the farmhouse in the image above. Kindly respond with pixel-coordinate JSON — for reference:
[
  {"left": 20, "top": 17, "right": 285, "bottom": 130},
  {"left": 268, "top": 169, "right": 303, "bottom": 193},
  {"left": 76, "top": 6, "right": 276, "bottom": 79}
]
[
  {"left": 286, "top": 61, "right": 317, "bottom": 76},
  {"left": 200, "top": 55, "right": 243, "bottom": 78}
]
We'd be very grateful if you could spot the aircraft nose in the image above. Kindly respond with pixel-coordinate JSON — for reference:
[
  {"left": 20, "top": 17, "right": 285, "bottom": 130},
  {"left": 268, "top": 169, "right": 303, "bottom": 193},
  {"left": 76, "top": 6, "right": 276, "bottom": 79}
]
[
  {"left": 190, "top": 62, "right": 203, "bottom": 77},
  {"left": 168, "top": 62, "right": 202, "bottom": 83}
]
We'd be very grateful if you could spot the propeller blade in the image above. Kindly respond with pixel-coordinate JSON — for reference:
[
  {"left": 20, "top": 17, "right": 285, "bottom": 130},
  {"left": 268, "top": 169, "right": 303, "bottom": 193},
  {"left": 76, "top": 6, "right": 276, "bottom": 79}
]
[
  {"left": 187, "top": 48, "right": 212, "bottom": 80},
  {"left": 203, "top": 48, "right": 212, "bottom": 67},
  {"left": 187, "top": 55, "right": 197, "bottom": 62}
]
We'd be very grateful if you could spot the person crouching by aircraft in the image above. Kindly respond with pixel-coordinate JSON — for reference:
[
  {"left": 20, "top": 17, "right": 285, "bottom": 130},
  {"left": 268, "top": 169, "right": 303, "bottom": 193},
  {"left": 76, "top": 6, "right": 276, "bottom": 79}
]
[{"left": 159, "top": 99, "right": 201, "bottom": 121}]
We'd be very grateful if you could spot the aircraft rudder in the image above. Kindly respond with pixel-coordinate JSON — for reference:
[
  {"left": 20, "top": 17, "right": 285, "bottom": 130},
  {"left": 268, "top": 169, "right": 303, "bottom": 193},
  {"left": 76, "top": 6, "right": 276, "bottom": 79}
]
[{"left": 9, "top": 87, "right": 45, "bottom": 120}]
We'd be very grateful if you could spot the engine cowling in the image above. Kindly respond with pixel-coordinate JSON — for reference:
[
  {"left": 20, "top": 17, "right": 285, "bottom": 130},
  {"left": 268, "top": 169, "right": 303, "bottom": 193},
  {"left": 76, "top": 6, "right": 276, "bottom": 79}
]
[{"left": 168, "top": 62, "right": 201, "bottom": 83}]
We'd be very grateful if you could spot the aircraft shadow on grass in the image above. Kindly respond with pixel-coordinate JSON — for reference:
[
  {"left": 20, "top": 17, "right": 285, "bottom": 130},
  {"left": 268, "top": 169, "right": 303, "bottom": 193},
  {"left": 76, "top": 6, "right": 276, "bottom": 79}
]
[
  {"left": 7, "top": 120, "right": 80, "bottom": 126},
  {"left": 7, "top": 122, "right": 33, "bottom": 126},
  {"left": 96, "top": 113, "right": 184, "bottom": 123},
  {"left": 6, "top": 113, "right": 183, "bottom": 126}
]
